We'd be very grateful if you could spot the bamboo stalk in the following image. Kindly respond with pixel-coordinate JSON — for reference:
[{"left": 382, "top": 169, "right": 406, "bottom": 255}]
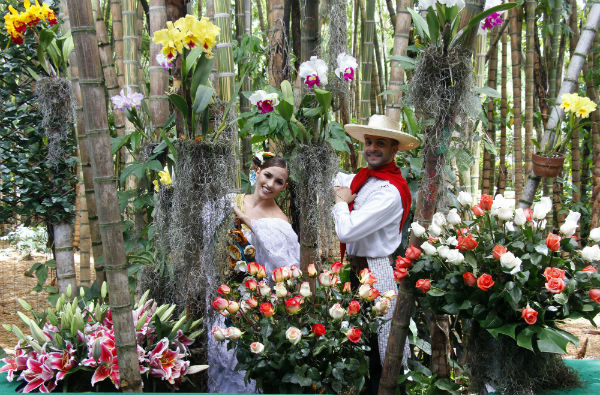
[
  {"left": 111, "top": 0, "right": 125, "bottom": 89},
  {"left": 149, "top": 0, "right": 170, "bottom": 136},
  {"left": 300, "top": 0, "right": 319, "bottom": 61},
  {"left": 358, "top": 0, "right": 375, "bottom": 123},
  {"left": 496, "top": 29, "right": 508, "bottom": 195},
  {"left": 256, "top": 0, "right": 268, "bottom": 45},
  {"left": 569, "top": 0, "right": 581, "bottom": 205},
  {"left": 482, "top": 31, "right": 497, "bottom": 195},
  {"left": 509, "top": 5, "right": 524, "bottom": 202},
  {"left": 525, "top": 0, "right": 535, "bottom": 175},
  {"left": 214, "top": 0, "right": 235, "bottom": 101}
]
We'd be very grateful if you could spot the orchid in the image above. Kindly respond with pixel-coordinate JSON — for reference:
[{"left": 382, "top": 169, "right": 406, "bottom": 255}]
[
  {"left": 298, "top": 56, "right": 328, "bottom": 89},
  {"left": 334, "top": 53, "right": 358, "bottom": 82},
  {"left": 155, "top": 53, "right": 174, "bottom": 71},
  {"left": 248, "top": 90, "right": 280, "bottom": 114},
  {"left": 110, "top": 87, "right": 145, "bottom": 111}
]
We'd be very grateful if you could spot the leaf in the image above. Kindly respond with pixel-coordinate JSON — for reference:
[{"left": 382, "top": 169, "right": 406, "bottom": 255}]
[
  {"left": 474, "top": 86, "right": 501, "bottom": 98},
  {"left": 407, "top": 8, "right": 430, "bottom": 41},
  {"left": 110, "top": 134, "right": 132, "bottom": 154},
  {"left": 184, "top": 47, "right": 204, "bottom": 79},
  {"left": 535, "top": 244, "right": 549, "bottom": 256},
  {"left": 427, "top": 287, "right": 446, "bottom": 296},
  {"left": 389, "top": 55, "right": 417, "bottom": 70},
  {"left": 534, "top": 326, "right": 571, "bottom": 354},
  {"left": 426, "top": 10, "right": 440, "bottom": 44},
  {"left": 190, "top": 55, "right": 214, "bottom": 99},
  {"left": 435, "top": 378, "right": 460, "bottom": 392},
  {"left": 276, "top": 100, "right": 294, "bottom": 122},
  {"left": 61, "top": 33, "right": 74, "bottom": 65},
  {"left": 280, "top": 80, "right": 294, "bottom": 105},
  {"left": 314, "top": 88, "right": 332, "bottom": 115},
  {"left": 192, "top": 85, "right": 214, "bottom": 114},
  {"left": 516, "top": 327, "right": 535, "bottom": 351},
  {"left": 38, "top": 29, "right": 56, "bottom": 50},
  {"left": 168, "top": 94, "right": 189, "bottom": 120},
  {"left": 486, "top": 323, "right": 519, "bottom": 340},
  {"left": 402, "top": 107, "right": 419, "bottom": 136},
  {"left": 303, "top": 107, "right": 321, "bottom": 118}
]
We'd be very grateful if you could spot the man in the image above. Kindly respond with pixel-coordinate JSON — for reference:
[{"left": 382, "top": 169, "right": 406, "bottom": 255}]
[{"left": 332, "top": 114, "right": 419, "bottom": 386}]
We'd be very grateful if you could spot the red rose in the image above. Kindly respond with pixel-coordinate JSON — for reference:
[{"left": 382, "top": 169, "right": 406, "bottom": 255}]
[
  {"left": 545, "top": 278, "right": 566, "bottom": 293},
  {"left": 521, "top": 307, "right": 538, "bottom": 325},
  {"left": 543, "top": 267, "right": 566, "bottom": 281},
  {"left": 457, "top": 228, "right": 469, "bottom": 236},
  {"left": 589, "top": 289, "right": 600, "bottom": 304},
  {"left": 476, "top": 273, "right": 494, "bottom": 291},
  {"left": 259, "top": 302, "right": 274, "bottom": 317},
  {"left": 367, "top": 288, "right": 380, "bottom": 301},
  {"left": 331, "top": 261, "right": 344, "bottom": 274},
  {"left": 247, "top": 262, "right": 260, "bottom": 275},
  {"left": 312, "top": 323, "right": 326, "bottom": 337},
  {"left": 524, "top": 208, "right": 533, "bottom": 221},
  {"left": 395, "top": 256, "right": 412, "bottom": 270},
  {"left": 472, "top": 205, "right": 485, "bottom": 217},
  {"left": 244, "top": 279, "right": 258, "bottom": 291},
  {"left": 394, "top": 268, "right": 408, "bottom": 283},
  {"left": 416, "top": 279, "right": 431, "bottom": 293},
  {"left": 546, "top": 233, "right": 561, "bottom": 251},
  {"left": 493, "top": 244, "right": 508, "bottom": 260},
  {"left": 463, "top": 272, "right": 477, "bottom": 287},
  {"left": 217, "top": 284, "right": 231, "bottom": 295},
  {"left": 346, "top": 327, "right": 361, "bottom": 343},
  {"left": 480, "top": 194, "right": 493, "bottom": 210},
  {"left": 582, "top": 265, "right": 598, "bottom": 274},
  {"left": 347, "top": 300, "right": 361, "bottom": 316},
  {"left": 405, "top": 245, "right": 422, "bottom": 261},
  {"left": 457, "top": 234, "right": 478, "bottom": 251},
  {"left": 285, "top": 297, "right": 301, "bottom": 314},
  {"left": 212, "top": 297, "right": 229, "bottom": 311}
]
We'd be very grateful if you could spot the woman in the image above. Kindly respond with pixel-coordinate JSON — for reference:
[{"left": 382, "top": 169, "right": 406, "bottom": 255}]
[{"left": 208, "top": 156, "right": 299, "bottom": 393}]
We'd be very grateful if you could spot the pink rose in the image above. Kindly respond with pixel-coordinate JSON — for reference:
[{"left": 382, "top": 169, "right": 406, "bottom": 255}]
[
  {"left": 250, "top": 342, "right": 264, "bottom": 354},
  {"left": 521, "top": 307, "right": 538, "bottom": 325}
]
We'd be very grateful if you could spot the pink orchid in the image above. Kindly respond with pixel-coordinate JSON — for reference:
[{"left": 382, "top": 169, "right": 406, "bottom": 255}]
[
  {"left": 20, "top": 353, "right": 57, "bottom": 393},
  {"left": 148, "top": 338, "right": 189, "bottom": 385}
]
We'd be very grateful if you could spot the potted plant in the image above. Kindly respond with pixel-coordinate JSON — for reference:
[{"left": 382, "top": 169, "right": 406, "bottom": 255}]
[{"left": 531, "top": 92, "right": 597, "bottom": 178}]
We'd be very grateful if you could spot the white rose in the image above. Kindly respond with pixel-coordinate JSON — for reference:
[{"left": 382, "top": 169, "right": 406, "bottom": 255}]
[
  {"left": 445, "top": 249, "right": 465, "bottom": 265},
  {"left": 500, "top": 252, "right": 522, "bottom": 274},
  {"left": 225, "top": 327, "right": 242, "bottom": 340},
  {"left": 590, "top": 228, "right": 600, "bottom": 242},
  {"left": 446, "top": 209, "right": 462, "bottom": 225},
  {"left": 258, "top": 281, "right": 271, "bottom": 297},
  {"left": 560, "top": 211, "right": 581, "bottom": 236},
  {"left": 411, "top": 222, "right": 426, "bottom": 237},
  {"left": 533, "top": 197, "right": 552, "bottom": 220},
  {"left": 491, "top": 195, "right": 514, "bottom": 221},
  {"left": 432, "top": 212, "right": 447, "bottom": 227},
  {"left": 250, "top": 342, "right": 265, "bottom": 354},
  {"left": 429, "top": 223, "right": 442, "bottom": 237},
  {"left": 513, "top": 208, "right": 527, "bottom": 226},
  {"left": 504, "top": 221, "right": 515, "bottom": 232},
  {"left": 299, "top": 282, "right": 312, "bottom": 297},
  {"left": 329, "top": 303, "right": 346, "bottom": 320},
  {"left": 285, "top": 326, "right": 302, "bottom": 345},
  {"left": 446, "top": 236, "right": 458, "bottom": 246},
  {"left": 358, "top": 284, "right": 371, "bottom": 299},
  {"left": 373, "top": 299, "right": 391, "bottom": 315},
  {"left": 457, "top": 191, "right": 472, "bottom": 206},
  {"left": 274, "top": 282, "right": 288, "bottom": 298},
  {"left": 581, "top": 245, "right": 600, "bottom": 262},
  {"left": 437, "top": 245, "right": 450, "bottom": 259},
  {"left": 421, "top": 241, "right": 437, "bottom": 256},
  {"left": 212, "top": 326, "right": 226, "bottom": 341},
  {"left": 382, "top": 290, "right": 397, "bottom": 300}
]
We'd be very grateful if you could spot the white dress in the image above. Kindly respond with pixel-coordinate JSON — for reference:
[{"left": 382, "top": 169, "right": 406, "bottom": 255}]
[{"left": 207, "top": 196, "right": 300, "bottom": 393}]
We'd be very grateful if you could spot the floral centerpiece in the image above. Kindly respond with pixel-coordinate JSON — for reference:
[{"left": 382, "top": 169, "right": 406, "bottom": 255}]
[
  {"left": 0, "top": 284, "right": 206, "bottom": 393},
  {"left": 211, "top": 262, "right": 395, "bottom": 394}
]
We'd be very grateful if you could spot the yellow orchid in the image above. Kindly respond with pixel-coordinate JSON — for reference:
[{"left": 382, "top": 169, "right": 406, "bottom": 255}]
[
  {"left": 174, "top": 14, "right": 202, "bottom": 49},
  {"left": 4, "top": 6, "right": 27, "bottom": 43},
  {"left": 197, "top": 17, "right": 220, "bottom": 54},
  {"left": 153, "top": 21, "right": 185, "bottom": 60},
  {"left": 153, "top": 170, "right": 172, "bottom": 191},
  {"left": 559, "top": 93, "right": 578, "bottom": 113},
  {"left": 560, "top": 93, "right": 597, "bottom": 119}
]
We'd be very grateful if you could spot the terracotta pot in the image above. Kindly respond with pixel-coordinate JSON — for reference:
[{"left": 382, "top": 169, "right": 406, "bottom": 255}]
[{"left": 531, "top": 153, "right": 565, "bottom": 177}]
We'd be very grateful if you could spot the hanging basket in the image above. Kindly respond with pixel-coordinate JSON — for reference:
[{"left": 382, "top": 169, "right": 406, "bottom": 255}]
[{"left": 531, "top": 153, "right": 565, "bottom": 178}]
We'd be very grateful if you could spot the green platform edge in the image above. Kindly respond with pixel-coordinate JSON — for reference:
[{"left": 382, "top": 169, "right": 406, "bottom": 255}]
[{"left": 1, "top": 359, "right": 599, "bottom": 394}]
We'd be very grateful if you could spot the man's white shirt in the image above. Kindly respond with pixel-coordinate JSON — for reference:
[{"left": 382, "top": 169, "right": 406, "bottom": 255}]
[{"left": 332, "top": 172, "right": 403, "bottom": 258}]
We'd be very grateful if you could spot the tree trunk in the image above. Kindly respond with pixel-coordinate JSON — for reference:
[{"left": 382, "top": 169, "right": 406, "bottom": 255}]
[
  {"left": 385, "top": 0, "right": 412, "bottom": 122},
  {"left": 509, "top": 5, "right": 524, "bottom": 203},
  {"left": 256, "top": 0, "right": 268, "bottom": 46},
  {"left": 589, "top": 35, "right": 600, "bottom": 229},
  {"left": 482, "top": 31, "right": 498, "bottom": 196},
  {"left": 149, "top": 0, "right": 170, "bottom": 137},
  {"left": 569, "top": 0, "right": 581, "bottom": 206},
  {"left": 496, "top": 29, "right": 508, "bottom": 195},
  {"left": 358, "top": 0, "right": 375, "bottom": 123},
  {"left": 300, "top": 0, "right": 319, "bottom": 62},
  {"left": 519, "top": 3, "right": 600, "bottom": 209},
  {"left": 525, "top": 0, "right": 535, "bottom": 176},
  {"left": 53, "top": 222, "right": 77, "bottom": 297},
  {"left": 467, "top": 34, "right": 486, "bottom": 193},
  {"left": 66, "top": 0, "right": 143, "bottom": 390},
  {"left": 78, "top": 168, "right": 92, "bottom": 286},
  {"left": 214, "top": 0, "right": 235, "bottom": 101},
  {"left": 267, "top": 0, "right": 288, "bottom": 87},
  {"left": 385, "top": 0, "right": 396, "bottom": 28},
  {"left": 290, "top": 0, "right": 301, "bottom": 72},
  {"left": 549, "top": 0, "right": 562, "bottom": 101}
]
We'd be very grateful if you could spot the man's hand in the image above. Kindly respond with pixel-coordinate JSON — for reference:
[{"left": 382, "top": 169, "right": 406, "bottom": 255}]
[{"left": 334, "top": 186, "right": 356, "bottom": 204}]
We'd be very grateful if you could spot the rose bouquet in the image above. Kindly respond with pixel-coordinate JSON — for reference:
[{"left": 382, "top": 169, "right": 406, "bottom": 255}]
[
  {"left": 400, "top": 192, "right": 600, "bottom": 354},
  {"left": 211, "top": 262, "right": 395, "bottom": 394},
  {"left": 0, "top": 284, "right": 206, "bottom": 392}
]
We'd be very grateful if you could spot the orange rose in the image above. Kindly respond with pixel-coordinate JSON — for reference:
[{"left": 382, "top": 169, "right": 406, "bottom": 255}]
[
  {"left": 582, "top": 265, "right": 598, "bottom": 274},
  {"left": 590, "top": 289, "right": 600, "bottom": 304},
  {"left": 545, "top": 278, "right": 565, "bottom": 293},
  {"left": 462, "top": 272, "right": 477, "bottom": 287},
  {"left": 493, "top": 244, "right": 508, "bottom": 260},
  {"left": 395, "top": 256, "right": 412, "bottom": 270},
  {"left": 405, "top": 245, "right": 422, "bottom": 261},
  {"left": 416, "top": 279, "right": 431, "bottom": 293},
  {"left": 472, "top": 205, "right": 485, "bottom": 217},
  {"left": 543, "top": 267, "right": 566, "bottom": 281},
  {"left": 476, "top": 273, "right": 494, "bottom": 291},
  {"left": 480, "top": 194, "right": 493, "bottom": 210},
  {"left": 457, "top": 234, "right": 478, "bottom": 251},
  {"left": 521, "top": 307, "right": 538, "bottom": 325},
  {"left": 546, "top": 233, "right": 561, "bottom": 251}
]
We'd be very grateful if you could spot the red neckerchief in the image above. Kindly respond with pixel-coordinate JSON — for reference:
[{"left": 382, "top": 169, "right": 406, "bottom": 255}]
[{"left": 340, "top": 161, "right": 411, "bottom": 261}]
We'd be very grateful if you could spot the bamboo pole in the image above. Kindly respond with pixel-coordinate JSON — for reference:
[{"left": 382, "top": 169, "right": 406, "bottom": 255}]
[
  {"left": 509, "top": 5, "right": 524, "bottom": 202},
  {"left": 256, "top": 0, "right": 268, "bottom": 45},
  {"left": 66, "top": 0, "right": 142, "bottom": 390},
  {"left": 482, "top": 32, "right": 497, "bottom": 195},
  {"left": 267, "top": 0, "right": 288, "bottom": 87},
  {"left": 111, "top": 0, "right": 125, "bottom": 89},
  {"left": 300, "top": 0, "right": 319, "bottom": 62},
  {"left": 525, "top": 0, "right": 535, "bottom": 176},
  {"left": 214, "top": 0, "right": 235, "bottom": 101},
  {"left": 149, "top": 0, "right": 170, "bottom": 135},
  {"left": 497, "top": 29, "right": 508, "bottom": 195},
  {"left": 569, "top": 0, "right": 581, "bottom": 205},
  {"left": 358, "top": 0, "right": 375, "bottom": 123}
]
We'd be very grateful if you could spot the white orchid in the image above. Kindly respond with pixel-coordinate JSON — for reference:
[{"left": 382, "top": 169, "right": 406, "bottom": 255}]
[
  {"left": 248, "top": 90, "right": 279, "bottom": 114},
  {"left": 334, "top": 53, "right": 358, "bottom": 82},
  {"left": 155, "top": 53, "right": 174, "bottom": 71},
  {"left": 532, "top": 197, "right": 552, "bottom": 220},
  {"left": 298, "top": 56, "right": 328, "bottom": 88}
]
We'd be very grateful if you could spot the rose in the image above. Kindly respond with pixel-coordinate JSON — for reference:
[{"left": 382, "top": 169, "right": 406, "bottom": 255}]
[
  {"left": 493, "top": 244, "right": 508, "bottom": 260},
  {"left": 480, "top": 194, "right": 493, "bottom": 210},
  {"left": 590, "top": 289, "right": 600, "bottom": 304},
  {"left": 546, "top": 233, "right": 561, "bottom": 251},
  {"left": 382, "top": 290, "right": 397, "bottom": 300},
  {"left": 272, "top": 267, "right": 285, "bottom": 282},
  {"left": 416, "top": 279, "right": 431, "bottom": 293},
  {"left": 582, "top": 265, "right": 598, "bottom": 273},
  {"left": 411, "top": 222, "right": 426, "bottom": 237},
  {"left": 446, "top": 208, "right": 461, "bottom": 225},
  {"left": 432, "top": 212, "right": 447, "bottom": 228},
  {"left": 513, "top": 208, "right": 527, "bottom": 226},
  {"left": 359, "top": 268, "right": 377, "bottom": 285},
  {"left": 545, "top": 278, "right": 566, "bottom": 293},
  {"left": 342, "top": 282, "right": 352, "bottom": 293},
  {"left": 590, "top": 227, "right": 600, "bottom": 242},
  {"left": 290, "top": 265, "right": 302, "bottom": 278},
  {"left": 521, "top": 307, "right": 538, "bottom": 325},
  {"left": 543, "top": 267, "right": 566, "bottom": 281},
  {"left": 318, "top": 270, "right": 333, "bottom": 286},
  {"left": 500, "top": 252, "right": 522, "bottom": 274},
  {"left": 257, "top": 264, "right": 266, "bottom": 279},
  {"left": 329, "top": 303, "right": 345, "bottom": 320},
  {"left": 285, "top": 326, "right": 302, "bottom": 345},
  {"left": 457, "top": 234, "right": 478, "bottom": 251},
  {"left": 463, "top": 272, "right": 477, "bottom": 287},
  {"left": 259, "top": 302, "right": 274, "bottom": 317},
  {"left": 212, "top": 297, "right": 229, "bottom": 311},
  {"left": 533, "top": 197, "right": 552, "bottom": 220},
  {"left": 445, "top": 249, "right": 465, "bottom": 265},
  {"left": 258, "top": 281, "right": 271, "bottom": 297},
  {"left": 582, "top": 245, "right": 600, "bottom": 262},
  {"left": 245, "top": 297, "right": 258, "bottom": 308},
  {"left": 395, "top": 256, "right": 413, "bottom": 269},
  {"left": 559, "top": 211, "right": 581, "bottom": 236},
  {"left": 250, "top": 342, "right": 264, "bottom": 354},
  {"left": 523, "top": 208, "right": 533, "bottom": 221},
  {"left": 366, "top": 288, "right": 380, "bottom": 301},
  {"left": 437, "top": 245, "right": 450, "bottom": 259},
  {"left": 358, "top": 284, "right": 371, "bottom": 299},
  {"left": 285, "top": 297, "right": 301, "bottom": 314},
  {"left": 307, "top": 263, "right": 318, "bottom": 277},
  {"left": 217, "top": 284, "right": 230, "bottom": 295},
  {"left": 247, "top": 261, "right": 260, "bottom": 275},
  {"left": 348, "top": 300, "right": 361, "bottom": 316},
  {"left": 274, "top": 283, "right": 288, "bottom": 298},
  {"left": 373, "top": 298, "right": 390, "bottom": 315},
  {"left": 428, "top": 223, "right": 442, "bottom": 237},
  {"left": 212, "top": 326, "right": 226, "bottom": 341},
  {"left": 394, "top": 268, "right": 408, "bottom": 282},
  {"left": 421, "top": 241, "right": 437, "bottom": 256},
  {"left": 244, "top": 279, "right": 258, "bottom": 291},
  {"left": 299, "top": 282, "right": 312, "bottom": 297},
  {"left": 472, "top": 205, "right": 485, "bottom": 217},
  {"left": 330, "top": 261, "right": 344, "bottom": 274},
  {"left": 476, "top": 274, "right": 494, "bottom": 291},
  {"left": 457, "top": 191, "right": 472, "bottom": 206},
  {"left": 346, "top": 327, "right": 361, "bottom": 343},
  {"left": 227, "top": 301, "right": 240, "bottom": 314},
  {"left": 446, "top": 236, "right": 458, "bottom": 246},
  {"left": 225, "top": 327, "right": 242, "bottom": 340},
  {"left": 312, "top": 324, "right": 326, "bottom": 337},
  {"left": 405, "top": 245, "right": 422, "bottom": 261}
]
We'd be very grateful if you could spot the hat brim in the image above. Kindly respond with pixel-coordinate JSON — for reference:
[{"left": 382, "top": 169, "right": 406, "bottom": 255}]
[{"left": 344, "top": 124, "right": 420, "bottom": 151}]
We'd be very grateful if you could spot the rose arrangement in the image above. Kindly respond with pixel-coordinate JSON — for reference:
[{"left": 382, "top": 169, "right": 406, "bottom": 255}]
[
  {"left": 211, "top": 262, "right": 395, "bottom": 394},
  {"left": 401, "top": 192, "right": 600, "bottom": 354},
  {"left": 0, "top": 284, "right": 206, "bottom": 393}
]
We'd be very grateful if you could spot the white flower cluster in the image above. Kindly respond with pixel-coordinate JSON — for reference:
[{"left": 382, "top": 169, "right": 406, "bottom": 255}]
[{"left": 419, "top": 0, "right": 465, "bottom": 10}]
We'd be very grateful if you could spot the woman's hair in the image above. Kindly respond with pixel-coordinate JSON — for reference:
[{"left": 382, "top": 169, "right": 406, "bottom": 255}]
[{"left": 253, "top": 156, "right": 289, "bottom": 172}]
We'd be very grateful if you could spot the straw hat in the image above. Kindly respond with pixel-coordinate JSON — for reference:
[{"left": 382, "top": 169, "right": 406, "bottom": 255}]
[{"left": 344, "top": 114, "right": 420, "bottom": 151}]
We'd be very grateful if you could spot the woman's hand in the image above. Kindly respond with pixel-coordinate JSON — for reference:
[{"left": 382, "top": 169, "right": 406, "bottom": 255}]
[
  {"left": 334, "top": 186, "right": 356, "bottom": 204},
  {"left": 232, "top": 204, "right": 252, "bottom": 230}
]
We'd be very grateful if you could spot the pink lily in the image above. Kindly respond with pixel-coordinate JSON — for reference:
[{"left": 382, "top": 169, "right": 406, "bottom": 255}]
[
  {"left": 20, "top": 353, "right": 56, "bottom": 393},
  {"left": 148, "top": 338, "right": 188, "bottom": 385},
  {"left": 0, "top": 344, "right": 28, "bottom": 381},
  {"left": 48, "top": 342, "right": 76, "bottom": 383}
]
